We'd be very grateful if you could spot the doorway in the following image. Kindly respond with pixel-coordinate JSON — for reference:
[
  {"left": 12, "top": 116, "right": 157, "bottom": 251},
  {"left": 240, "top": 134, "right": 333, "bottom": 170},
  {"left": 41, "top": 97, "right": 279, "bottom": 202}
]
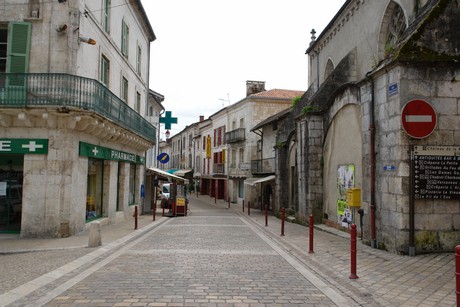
[{"left": 0, "top": 155, "right": 23, "bottom": 233}]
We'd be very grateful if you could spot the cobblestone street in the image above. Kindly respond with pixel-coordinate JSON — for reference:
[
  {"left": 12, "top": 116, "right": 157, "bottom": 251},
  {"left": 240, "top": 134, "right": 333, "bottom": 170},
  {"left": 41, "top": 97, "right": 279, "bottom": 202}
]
[{"left": 1, "top": 195, "right": 456, "bottom": 306}]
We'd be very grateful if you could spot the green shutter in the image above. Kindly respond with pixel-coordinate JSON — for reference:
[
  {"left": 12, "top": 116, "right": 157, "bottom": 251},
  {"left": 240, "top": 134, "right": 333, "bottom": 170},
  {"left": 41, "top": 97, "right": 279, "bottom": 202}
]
[
  {"left": 6, "top": 22, "right": 31, "bottom": 103},
  {"left": 7, "top": 22, "right": 31, "bottom": 73}
]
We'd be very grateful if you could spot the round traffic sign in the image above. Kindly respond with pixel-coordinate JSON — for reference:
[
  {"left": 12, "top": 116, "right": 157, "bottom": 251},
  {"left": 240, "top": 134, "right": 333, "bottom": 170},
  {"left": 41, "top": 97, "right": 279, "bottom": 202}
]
[
  {"left": 401, "top": 99, "right": 437, "bottom": 139},
  {"left": 157, "top": 153, "right": 170, "bottom": 164}
]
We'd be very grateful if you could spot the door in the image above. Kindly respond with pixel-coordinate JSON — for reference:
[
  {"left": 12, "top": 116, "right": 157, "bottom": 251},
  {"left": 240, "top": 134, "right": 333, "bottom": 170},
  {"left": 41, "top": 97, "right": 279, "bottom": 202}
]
[{"left": 0, "top": 155, "right": 23, "bottom": 233}]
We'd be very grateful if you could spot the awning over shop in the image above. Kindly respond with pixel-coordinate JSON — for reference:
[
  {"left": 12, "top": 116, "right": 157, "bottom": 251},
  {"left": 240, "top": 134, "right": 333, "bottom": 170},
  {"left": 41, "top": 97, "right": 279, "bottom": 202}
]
[
  {"left": 173, "top": 169, "right": 193, "bottom": 177},
  {"left": 244, "top": 175, "right": 276, "bottom": 186},
  {"left": 146, "top": 167, "right": 188, "bottom": 183}
]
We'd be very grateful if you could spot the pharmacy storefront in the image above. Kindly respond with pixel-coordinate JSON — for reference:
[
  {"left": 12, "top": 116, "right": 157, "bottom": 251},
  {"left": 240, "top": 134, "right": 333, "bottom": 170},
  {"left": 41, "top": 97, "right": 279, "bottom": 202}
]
[
  {"left": 1, "top": 138, "right": 145, "bottom": 237},
  {"left": 0, "top": 139, "right": 48, "bottom": 233},
  {"left": 79, "top": 142, "right": 145, "bottom": 223}
]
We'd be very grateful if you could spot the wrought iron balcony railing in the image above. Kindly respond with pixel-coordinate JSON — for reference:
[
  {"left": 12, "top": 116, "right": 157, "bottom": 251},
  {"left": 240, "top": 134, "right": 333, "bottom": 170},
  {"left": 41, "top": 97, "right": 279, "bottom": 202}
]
[
  {"left": 213, "top": 163, "right": 225, "bottom": 174},
  {"left": 251, "top": 157, "right": 275, "bottom": 174},
  {"left": 224, "top": 128, "right": 245, "bottom": 143},
  {"left": 0, "top": 73, "right": 156, "bottom": 143}
]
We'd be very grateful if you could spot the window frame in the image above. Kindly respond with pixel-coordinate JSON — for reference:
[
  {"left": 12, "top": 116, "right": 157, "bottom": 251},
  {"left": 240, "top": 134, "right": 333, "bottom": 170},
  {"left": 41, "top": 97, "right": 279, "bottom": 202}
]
[
  {"left": 121, "top": 19, "right": 129, "bottom": 58},
  {"left": 100, "top": 54, "right": 110, "bottom": 86}
]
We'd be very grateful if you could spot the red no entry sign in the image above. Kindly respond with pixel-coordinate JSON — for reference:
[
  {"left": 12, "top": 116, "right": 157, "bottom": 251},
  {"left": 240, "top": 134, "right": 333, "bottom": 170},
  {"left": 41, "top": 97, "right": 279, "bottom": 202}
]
[{"left": 401, "top": 99, "right": 437, "bottom": 139}]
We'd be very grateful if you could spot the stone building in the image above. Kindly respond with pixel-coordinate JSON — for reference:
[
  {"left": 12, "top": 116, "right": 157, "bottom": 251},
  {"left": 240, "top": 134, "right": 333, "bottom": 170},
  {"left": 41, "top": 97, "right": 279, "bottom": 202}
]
[
  {"left": 0, "top": 0, "right": 157, "bottom": 237},
  {"left": 276, "top": 0, "right": 460, "bottom": 254}
]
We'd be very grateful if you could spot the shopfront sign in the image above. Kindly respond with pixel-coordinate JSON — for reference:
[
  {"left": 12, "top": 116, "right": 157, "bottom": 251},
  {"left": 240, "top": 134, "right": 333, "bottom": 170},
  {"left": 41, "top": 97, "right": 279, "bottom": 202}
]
[
  {"left": 0, "top": 138, "right": 48, "bottom": 154},
  {"left": 79, "top": 142, "right": 145, "bottom": 164}
]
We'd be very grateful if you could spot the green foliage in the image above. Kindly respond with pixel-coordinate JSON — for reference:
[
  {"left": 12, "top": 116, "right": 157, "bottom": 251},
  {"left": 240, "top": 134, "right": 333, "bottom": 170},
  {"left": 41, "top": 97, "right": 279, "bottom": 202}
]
[
  {"left": 291, "top": 95, "right": 301, "bottom": 108},
  {"left": 301, "top": 105, "right": 319, "bottom": 115}
]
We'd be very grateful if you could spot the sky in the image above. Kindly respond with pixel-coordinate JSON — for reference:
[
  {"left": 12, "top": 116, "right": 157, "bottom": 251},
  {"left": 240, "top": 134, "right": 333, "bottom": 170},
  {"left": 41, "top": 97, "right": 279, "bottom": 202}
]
[{"left": 141, "top": 0, "right": 346, "bottom": 137}]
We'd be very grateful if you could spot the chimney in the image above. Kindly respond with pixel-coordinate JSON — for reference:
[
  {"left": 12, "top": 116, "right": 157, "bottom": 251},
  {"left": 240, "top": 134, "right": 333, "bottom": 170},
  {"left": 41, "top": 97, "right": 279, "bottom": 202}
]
[
  {"left": 199, "top": 115, "right": 204, "bottom": 122},
  {"left": 246, "top": 80, "right": 266, "bottom": 97}
]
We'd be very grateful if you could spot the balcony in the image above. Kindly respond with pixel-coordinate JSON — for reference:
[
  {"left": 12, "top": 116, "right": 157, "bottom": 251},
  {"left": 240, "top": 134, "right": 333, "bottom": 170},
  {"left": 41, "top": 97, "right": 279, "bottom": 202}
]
[
  {"left": 0, "top": 73, "right": 156, "bottom": 143},
  {"left": 225, "top": 128, "right": 245, "bottom": 143},
  {"left": 251, "top": 157, "right": 275, "bottom": 174},
  {"left": 213, "top": 163, "right": 225, "bottom": 175}
]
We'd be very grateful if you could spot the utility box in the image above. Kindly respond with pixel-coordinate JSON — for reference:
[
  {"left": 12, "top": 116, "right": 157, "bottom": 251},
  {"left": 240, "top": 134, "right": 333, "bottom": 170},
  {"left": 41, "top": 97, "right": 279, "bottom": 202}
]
[{"left": 347, "top": 188, "right": 361, "bottom": 207}]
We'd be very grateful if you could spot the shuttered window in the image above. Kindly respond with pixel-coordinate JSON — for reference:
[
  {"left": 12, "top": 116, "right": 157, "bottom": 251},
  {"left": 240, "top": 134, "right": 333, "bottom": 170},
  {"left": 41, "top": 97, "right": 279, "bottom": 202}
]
[
  {"left": 121, "top": 20, "right": 129, "bottom": 57},
  {"left": 7, "top": 22, "right": 31, "bottom": 74}
]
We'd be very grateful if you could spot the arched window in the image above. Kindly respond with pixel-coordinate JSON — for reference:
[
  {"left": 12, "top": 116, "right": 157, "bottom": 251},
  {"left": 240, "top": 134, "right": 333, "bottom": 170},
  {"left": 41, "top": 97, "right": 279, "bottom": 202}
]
[
  {"left": 324, "top": 59, "right": 334, "bottom": 81},
  {"left": 378, "top": 1, "right": 407, "bottom": 59}
]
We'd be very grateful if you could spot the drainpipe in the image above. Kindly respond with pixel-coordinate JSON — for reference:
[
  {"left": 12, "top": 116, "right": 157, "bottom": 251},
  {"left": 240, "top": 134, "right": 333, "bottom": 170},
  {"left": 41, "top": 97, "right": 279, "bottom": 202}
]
[{"left": 366, "top": 72, "right": 377, "bottom": 248}]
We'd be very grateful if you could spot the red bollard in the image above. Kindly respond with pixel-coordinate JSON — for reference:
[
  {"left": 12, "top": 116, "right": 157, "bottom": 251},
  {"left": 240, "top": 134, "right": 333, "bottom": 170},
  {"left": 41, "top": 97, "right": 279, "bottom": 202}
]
[
  {"left": 265, "top": 205, "right": 268, "bottom": 227},
  {"left": 228, "top": 196, "right": 230, "bottom": 208},
  {"left": 162, "top": 204, "right": 165, "bottom": 217},
  {"left": 153, "top": 204, "right": 156, "bottom": 221},
  {"left": 242, "top": 200, "right": 245, "bottom": 212},
  {"left": 309, "top": 214, "right": 314, "bottom": 254},
  {"left": 455, "top": 245, "right": 460, "bottom": 305},
  {"left": 349, "top": 224, "right": 359, "bottom": 279},
  {"left": 248, "top": 201, "right": 250, "bottom": 216},
  {"left": 281, "top": 208, "right": 285, "bottom": 236},
  {"left": 134, "top": 206, "right": 138, "bottom": 230}
]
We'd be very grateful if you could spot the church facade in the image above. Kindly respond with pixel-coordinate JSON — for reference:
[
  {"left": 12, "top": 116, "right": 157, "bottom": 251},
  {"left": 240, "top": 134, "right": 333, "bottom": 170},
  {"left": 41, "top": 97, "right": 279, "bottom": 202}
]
[{"left": 275, "top": 0, "right": 460, "bottom": 254}]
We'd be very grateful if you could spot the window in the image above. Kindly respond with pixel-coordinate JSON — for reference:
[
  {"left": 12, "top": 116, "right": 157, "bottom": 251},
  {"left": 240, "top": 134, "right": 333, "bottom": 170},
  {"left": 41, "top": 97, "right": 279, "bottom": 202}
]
[
  {"left": 129, "top": 164, "right": 136, "bottom": 205},
  {"left": 0, "top": 24, "right": 7, "bottom": 73},
  {"left": 386, "top": 4, "right": 406, "bottom": 48},
  {"left": 240, "top": 118, "right": 245, "bottom": 128},
  {"left": 121, "top": 19, "right": 129, "bottom": 57},
  {"left": 100, "top": 55, "right": 110, "bottom": 86},
  {"left": 239, "top": 148, "right": 244, "bottom": 164},
  {"left": 3, "top": 22, "right": 31, "bottom": 74},
  {"left": 136, "top": 44, "right": 142, "bottom": 75},
  {"left": 135, "top": 91, "right": 141, "bottom": 113},
  {"left": 86, "top": 158, "right": 104, "bottom": 220},
  {"left": 149, "top": 106, "right": 153, "bottom": 116},
  {"left": 213, "top": 126, "right": 225, "bottom": 147},
  {"left": 103, "top": 0, "right": 110, "bottom": 33},
  {"left": 121, "top": 77, "right": 128, "bottom": 102}
]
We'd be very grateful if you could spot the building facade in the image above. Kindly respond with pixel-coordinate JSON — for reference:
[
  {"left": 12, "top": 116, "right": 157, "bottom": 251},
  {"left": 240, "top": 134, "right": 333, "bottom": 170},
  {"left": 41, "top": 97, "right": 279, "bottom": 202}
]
[
  {"left": 276, "top": 0, "right": 460, "bottom": 254},
  {"left": 0, "top": 0, "right": 156, "bottom": 237},
  {"left": 166, "top": 81, "right": 303, "bottom": 210}
]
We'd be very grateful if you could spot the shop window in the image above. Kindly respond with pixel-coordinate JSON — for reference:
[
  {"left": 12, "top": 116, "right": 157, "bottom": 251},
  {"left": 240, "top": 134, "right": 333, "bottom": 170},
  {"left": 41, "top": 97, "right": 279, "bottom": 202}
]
[
  {"left": 116, "top": 162, "right": 122, "bottom": 211},
  {"left": 129, "top": 163, "right": 136, "bottom": 205},
  {"left": 86, "top": 158, "right": 103, "bottom": 221}
]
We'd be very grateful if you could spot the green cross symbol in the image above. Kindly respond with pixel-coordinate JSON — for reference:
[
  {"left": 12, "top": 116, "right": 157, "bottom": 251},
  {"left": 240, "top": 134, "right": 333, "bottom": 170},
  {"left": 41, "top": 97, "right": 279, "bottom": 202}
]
[{"left": 160, "top": 111, "right": 178, "bottom": 130}]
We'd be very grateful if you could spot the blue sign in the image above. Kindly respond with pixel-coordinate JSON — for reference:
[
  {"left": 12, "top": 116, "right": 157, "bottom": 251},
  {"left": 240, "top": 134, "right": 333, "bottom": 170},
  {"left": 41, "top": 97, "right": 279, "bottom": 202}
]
[
  {"left": 140, "top": 184, "right": 145, "bottom": 198},
  {"left": 157, "top": 153, "right": 170, "bottom": 164},
  {"left": 383, "top": 165, "right": 396, "bottom": 171},
  {"left": 388, "top": 83, "right": 398, "bottom": 96}
]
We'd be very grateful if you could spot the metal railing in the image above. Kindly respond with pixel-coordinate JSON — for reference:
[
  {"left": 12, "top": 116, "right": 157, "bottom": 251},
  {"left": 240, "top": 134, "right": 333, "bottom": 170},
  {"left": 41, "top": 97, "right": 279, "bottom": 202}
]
[
  {"left": 251, "top": 157, "right": 275, "bottom": 174},
  {"left": 225, "top": 128, "right": 245, "bottom": 143},
  {"left": 0, "top": 73, "right": 156, "bottom": 143},
  {"left": 213, "top": 163, "right": 225, "bottom": 174}
]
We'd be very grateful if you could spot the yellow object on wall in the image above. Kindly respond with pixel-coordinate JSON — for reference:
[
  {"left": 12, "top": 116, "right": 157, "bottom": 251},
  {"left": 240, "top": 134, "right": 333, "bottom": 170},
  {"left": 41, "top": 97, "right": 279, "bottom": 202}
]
[{"left": 346, "top": 188, "right": 361, "bottom": 207}]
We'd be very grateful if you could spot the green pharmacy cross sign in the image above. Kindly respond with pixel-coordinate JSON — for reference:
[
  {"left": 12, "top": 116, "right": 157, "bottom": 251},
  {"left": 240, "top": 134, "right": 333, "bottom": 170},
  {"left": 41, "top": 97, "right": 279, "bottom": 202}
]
[
  {"left": 160, "top": 111, "right": 178, "bottom": 130},
  {"left": 0, "top": 139, "right": 48, "bottom": 154}
]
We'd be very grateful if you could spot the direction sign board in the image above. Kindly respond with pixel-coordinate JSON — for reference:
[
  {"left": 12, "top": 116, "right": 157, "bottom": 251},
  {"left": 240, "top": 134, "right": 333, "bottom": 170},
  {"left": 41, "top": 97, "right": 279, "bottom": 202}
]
[
  {"left": 401, "top": 99, "right": 437, "bottom": 139},
  {"left": 412, "top": 145, "right": 460, "bottom": 200}
]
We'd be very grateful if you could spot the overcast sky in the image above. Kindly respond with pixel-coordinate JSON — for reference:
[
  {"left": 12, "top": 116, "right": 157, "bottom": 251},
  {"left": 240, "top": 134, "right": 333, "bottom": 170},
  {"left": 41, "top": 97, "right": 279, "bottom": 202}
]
[{"left": 141, "top": 0, "right": 346, "bottom": 137}]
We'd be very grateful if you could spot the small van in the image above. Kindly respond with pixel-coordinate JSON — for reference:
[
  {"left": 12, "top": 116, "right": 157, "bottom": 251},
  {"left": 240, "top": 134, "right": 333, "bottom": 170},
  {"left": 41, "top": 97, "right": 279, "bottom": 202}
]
[
  {"left": 162, "top": 183, "right": 170, "bottom": 199},
  {"left": 160, "top": 183, "right": 170, "bottom": 208}
]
